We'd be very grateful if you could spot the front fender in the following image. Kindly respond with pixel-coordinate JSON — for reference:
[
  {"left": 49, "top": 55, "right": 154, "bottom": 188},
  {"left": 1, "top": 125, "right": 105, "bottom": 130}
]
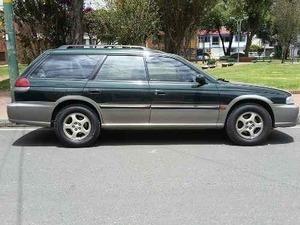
[{"left": 217, "top": 95, "right": 273, "bottom": 125}]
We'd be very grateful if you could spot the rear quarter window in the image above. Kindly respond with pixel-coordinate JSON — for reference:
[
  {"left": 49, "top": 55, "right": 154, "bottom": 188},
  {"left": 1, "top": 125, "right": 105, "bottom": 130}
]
[{"left": 29, "top": 54, "right": 104, "bottom": 79}]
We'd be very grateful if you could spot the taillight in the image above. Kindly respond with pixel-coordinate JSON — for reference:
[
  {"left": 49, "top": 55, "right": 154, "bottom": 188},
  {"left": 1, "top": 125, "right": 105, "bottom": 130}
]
[{"left": 15, "top": 77, "right": 30, "bottom": 92}]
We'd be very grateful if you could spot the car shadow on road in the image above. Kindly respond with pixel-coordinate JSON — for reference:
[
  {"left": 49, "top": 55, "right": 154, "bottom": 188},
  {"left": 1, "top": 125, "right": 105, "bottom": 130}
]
[{"left": 13, "top": 128, "right": 294, "bottom": 147}]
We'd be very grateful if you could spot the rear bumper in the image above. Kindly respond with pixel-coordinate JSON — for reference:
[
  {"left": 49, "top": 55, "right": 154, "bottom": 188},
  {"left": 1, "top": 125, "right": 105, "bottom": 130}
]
[
  {"left": 7, "top": 102, "right": 54, "bottom": 127},
  {"left": 272, "top": 104, "right": 299, "bottom": 127}
]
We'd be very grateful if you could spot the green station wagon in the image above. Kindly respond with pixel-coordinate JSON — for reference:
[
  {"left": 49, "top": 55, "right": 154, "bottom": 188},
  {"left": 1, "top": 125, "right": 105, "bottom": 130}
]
[{"left": 7, "top": 45, "right": 299, "bottom": 147}]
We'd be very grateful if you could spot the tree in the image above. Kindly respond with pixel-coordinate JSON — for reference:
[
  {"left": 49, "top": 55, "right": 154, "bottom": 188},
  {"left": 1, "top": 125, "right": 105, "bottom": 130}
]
[
  {"left": 69, "top": 0, "right": 84, "bottom": 44},
  {"left": 242, "top": 0, "right": 273, "bottom": 56},
  {"left": 0, "top": 12, "right": 4, "bottom": 34},
  {"left": 272, "top": 0, "right": 300, "bottom": 63},
  {"left": 83, "top": 8, "right": 117, "bottom": 45},
  {"left": 154, "top": 0, "right": 217, "bottom": 54},
  {"left": 13, "top": 0, "right": 72, "bottom": 62},
  {"left": 111, "top": 0, "right": 160, "bottom": 45},
  {"left": 201, "top": 0, "right": 240, "bottom": 56},
  {"left": 83, "top": 0, "right": 160, "bottom": 45},
  {"left": 13, "top": 0, "right": 84, "bottom": 62}
]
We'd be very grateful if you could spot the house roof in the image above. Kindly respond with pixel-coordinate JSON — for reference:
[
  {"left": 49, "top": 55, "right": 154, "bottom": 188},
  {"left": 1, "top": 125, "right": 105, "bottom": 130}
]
[{"left": 198, "top": 27, "right": 231, "bottom": 36}]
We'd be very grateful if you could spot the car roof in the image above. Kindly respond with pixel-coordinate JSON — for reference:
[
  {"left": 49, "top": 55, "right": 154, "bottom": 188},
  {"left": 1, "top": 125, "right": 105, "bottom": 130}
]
[{"left": 47, "top": 45, "right": 164, "bottom": 56}]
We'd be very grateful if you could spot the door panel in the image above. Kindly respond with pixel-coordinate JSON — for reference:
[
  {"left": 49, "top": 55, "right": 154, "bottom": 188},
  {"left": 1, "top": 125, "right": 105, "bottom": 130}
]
[
  {"left": 146, "top": 56, "right": 220, "bottom": 125},
  {"left": 84, "top": 55, "right": 151, "bottom": 125},
  {"left": 84, "top": 81, "right": 150, "bottom": 124},
  {"left": 149, "top": 82, "right": 220, "bottom": 124}
]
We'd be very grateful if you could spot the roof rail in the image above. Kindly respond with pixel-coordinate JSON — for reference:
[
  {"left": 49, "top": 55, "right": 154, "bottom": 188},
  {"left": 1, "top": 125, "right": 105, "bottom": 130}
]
[{"left": 57, "top": 45, "right": 148, "bottom": 50}]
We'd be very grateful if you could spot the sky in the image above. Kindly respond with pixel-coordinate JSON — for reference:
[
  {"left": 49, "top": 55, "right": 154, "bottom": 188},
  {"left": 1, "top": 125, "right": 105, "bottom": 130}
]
[
  {"left": 0, "top": 1, "right": 104, "bottom": 9},
  {"left": 85, "top": 0, "right": 106, "bottom": 9}
]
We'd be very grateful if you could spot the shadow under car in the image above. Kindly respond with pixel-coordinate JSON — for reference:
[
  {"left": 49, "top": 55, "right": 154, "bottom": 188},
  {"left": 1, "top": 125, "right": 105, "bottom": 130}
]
[{"left": 13, "top": 128, "right": 294, "bottom": 147}]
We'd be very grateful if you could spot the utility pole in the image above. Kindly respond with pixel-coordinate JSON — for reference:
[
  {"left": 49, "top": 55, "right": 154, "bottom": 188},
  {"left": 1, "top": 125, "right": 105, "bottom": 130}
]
[
  {"left": 230, "top": 16, "right": 248, "bottom": 63},
  {"left": 3, "top": 0, "right": 19, "bottom": 100},
  {"left": 237, "top": 20, "right": 241, "bottom": 63}
]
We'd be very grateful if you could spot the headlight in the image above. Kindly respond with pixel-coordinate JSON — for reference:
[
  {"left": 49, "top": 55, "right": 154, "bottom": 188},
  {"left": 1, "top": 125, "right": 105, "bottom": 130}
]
[{"left": 286, "top": 96, "right": 295, "bottom": 105}]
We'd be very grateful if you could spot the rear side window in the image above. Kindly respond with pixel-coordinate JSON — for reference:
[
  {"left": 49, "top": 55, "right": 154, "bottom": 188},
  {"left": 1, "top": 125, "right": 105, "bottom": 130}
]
[
  {"left": 29, "top": 55, "right": 103, "bottom": 79},
  {"left": 96, "top": 56, "right": 146, "bottom": 81}
]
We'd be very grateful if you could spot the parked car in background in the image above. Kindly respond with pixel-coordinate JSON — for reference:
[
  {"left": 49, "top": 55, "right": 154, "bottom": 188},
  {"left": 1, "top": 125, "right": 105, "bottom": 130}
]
[
  {"left": 230, "top": 52, "right": 246, "bottom": 59},
  {"left": 196, "top": 49, "right": 210, "bottom": 61},
  {"left": 7, "top": 45, "right": 299, "bottom": 147}
]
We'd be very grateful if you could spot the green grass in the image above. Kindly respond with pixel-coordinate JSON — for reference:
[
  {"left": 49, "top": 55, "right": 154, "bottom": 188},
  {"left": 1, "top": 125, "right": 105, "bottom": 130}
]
[
  {"left": 0, "top": 79, "right": 10, "bottom": 91},
  {"left": 0, "top": 65, "right": 27, "bottom": 91},
  {"left": 0, "top": 64, "right": 27, "bottom": 78},
  {"left": 201, "top": 61, "right": 300, "bottom": 91}
]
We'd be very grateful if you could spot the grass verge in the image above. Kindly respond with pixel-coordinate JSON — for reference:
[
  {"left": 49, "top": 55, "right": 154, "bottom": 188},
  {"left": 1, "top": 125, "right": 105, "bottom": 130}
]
[{"left": 200, "top": 61, "right": 300, "bottom": 91}]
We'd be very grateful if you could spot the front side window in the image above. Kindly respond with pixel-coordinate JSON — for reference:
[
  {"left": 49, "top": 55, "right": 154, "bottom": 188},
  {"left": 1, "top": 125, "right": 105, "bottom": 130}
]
[
  {"left": 146, "top": 57, "right": 199, "bottom": 82},
  {"left": 96, "top": 56, "right": 146, "bottom": 81},
  {"left": 29, "top": 54, "right": 103, "bottom": 79}
]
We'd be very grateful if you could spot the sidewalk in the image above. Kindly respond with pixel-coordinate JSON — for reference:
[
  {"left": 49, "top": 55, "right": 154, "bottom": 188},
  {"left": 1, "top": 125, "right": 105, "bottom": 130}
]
[
  {"left": 0, "top": 91, "right": 299, "bottom": 125},
  {"left": 0, "top": 91, "right": 10, "bottom": 120}
]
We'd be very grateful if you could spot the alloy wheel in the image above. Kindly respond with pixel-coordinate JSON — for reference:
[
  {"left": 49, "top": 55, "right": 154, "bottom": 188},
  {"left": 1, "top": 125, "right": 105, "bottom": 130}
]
[
  {"left": 63, "top": 113, "right": 91, "bottom": 141},
  {"left": 235, "top": 112, "right": 264, "bottom": 140}
]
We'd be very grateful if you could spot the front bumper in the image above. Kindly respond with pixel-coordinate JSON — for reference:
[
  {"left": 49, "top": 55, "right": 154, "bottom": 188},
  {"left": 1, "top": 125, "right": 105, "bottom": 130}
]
[
  {"left": 272, "top": 104, "right": 299, "bottom": 127},
  {"left": 7, "top": 102, "right": 54, "bottom": 127}
]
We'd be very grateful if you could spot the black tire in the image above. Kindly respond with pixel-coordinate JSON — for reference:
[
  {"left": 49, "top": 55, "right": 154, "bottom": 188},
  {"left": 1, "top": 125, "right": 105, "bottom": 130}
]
[
  {"left": 54, "top": 104, "right": 100, "bottom": 147},
  {"left": 225, "top": 104, "right": 272, "bottom": 146}
]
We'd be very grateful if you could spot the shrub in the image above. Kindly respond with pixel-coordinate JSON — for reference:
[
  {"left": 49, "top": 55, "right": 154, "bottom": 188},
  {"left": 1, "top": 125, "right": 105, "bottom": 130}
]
[
  {"left": 207, "top": 59, "right": 217, "bottom": 65},
  {"left": 249, "top": 45, "right": 264, "bottom": 55}
]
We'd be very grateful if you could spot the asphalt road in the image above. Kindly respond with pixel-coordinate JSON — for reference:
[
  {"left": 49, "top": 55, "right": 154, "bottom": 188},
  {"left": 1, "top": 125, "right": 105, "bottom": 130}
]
[{"left": 0, "top": 127, "right": 300, "bottom": 225}]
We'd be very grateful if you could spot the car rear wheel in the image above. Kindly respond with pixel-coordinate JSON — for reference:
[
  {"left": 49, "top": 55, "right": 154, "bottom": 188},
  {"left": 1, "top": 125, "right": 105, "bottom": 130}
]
[
  {"left": 226, "top": 104, "right": 272, "bottom": 146},
  {"left": 54, "top": 105, "right": 100, "bottom": 147}
]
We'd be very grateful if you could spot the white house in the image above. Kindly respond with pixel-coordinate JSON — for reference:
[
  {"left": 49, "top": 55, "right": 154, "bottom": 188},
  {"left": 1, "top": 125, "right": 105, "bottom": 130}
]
[{"left": 197, "top": 27, "right": 273, "bottom": 59}]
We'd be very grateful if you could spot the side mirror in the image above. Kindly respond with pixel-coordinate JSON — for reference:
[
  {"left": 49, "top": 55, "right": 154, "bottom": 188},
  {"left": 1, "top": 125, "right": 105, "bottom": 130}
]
[{"left": 195, "top": 75, "right": 207, "bottom": 86}]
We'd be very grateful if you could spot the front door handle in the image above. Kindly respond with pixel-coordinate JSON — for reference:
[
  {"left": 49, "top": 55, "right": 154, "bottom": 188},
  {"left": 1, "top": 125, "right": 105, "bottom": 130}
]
[
  {"left": 87, "top": 89, "right": 101, "bottom": 95},
  {"left": 155, "top": 90, "right": 166, "bottom": 96}
]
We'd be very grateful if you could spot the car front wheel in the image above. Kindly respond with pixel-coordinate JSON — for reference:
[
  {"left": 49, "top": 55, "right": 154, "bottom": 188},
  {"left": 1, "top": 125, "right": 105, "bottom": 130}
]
[
  {"left": 54, "top": 105, "right": 100, "bottom": 147},
  {"left": 226, "top": 104, "right": 272, "bottom": 146}
]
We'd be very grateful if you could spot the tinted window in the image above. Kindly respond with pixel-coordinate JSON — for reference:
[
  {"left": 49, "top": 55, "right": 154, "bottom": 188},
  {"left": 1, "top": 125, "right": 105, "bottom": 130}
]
[
  {"left": 30, "top": 55, "right": 103, "bottom": 79},
  {"left": 147, "top": 57, "right": 198, "bottom": 82},
  {"left": 97, "top": 56, "right": 146, "bottom": 81}
]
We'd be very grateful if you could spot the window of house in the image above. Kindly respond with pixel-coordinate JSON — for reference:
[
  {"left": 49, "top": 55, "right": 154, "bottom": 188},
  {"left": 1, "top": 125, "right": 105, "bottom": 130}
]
[
  {"left": 97, "top": 56, "right": 146, "bottom": 81},
  {"left": 212, "top": 36, "right": 219, "bottom": 45},
  {"left": 224, "top": 36, "right": 232, "bottom": 43},
  {"left": 199, "top": 36, "right": 210, "bottom": 43},
  {"left": 29, "top": 55, "right": 103, "bottom": 79},
  {"left": 235, "top": 35, "right": 246, "bottom": 42},
  {"left": 146, "top": 57, "right": 199, "bottom": 82}
]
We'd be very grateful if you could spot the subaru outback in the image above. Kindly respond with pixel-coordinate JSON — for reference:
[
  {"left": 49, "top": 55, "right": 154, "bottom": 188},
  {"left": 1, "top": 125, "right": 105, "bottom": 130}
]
[{"left": 7, "top": 45, "right": 299, "bottom": 147}]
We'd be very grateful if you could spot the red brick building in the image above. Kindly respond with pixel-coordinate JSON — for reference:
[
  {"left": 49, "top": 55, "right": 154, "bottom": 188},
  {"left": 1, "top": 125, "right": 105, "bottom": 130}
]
[{"left": 0, "top": 37, "right": 6, "bottom": 63}]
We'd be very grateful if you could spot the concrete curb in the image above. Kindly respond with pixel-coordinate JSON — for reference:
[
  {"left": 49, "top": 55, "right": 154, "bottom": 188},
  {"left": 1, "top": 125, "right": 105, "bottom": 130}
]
[{"left": 0, "top": 120, "right": 29, "bottom": 128}]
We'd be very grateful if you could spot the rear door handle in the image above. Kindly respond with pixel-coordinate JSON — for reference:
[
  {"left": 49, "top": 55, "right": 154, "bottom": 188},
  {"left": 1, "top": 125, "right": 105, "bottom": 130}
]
[{"left": 155, "top": 90, "right": 166, "bottom": 96}]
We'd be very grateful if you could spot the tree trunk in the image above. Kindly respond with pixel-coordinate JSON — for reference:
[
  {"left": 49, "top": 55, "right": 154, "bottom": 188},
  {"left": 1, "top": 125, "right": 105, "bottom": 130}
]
[
  {"left": 164, "top": 31, "right": 184, "bottom": 54},
  {"left": 226, "top": 32, "right": 234, "bottom": 56},
  {"left": 70, "top": 0, "right": 84, "bottom": 44},
  {"left": 245, "top": 32, "right": 255, "bottom": 56},
  {"left": 218, "top": 28, "right": 226, "bottom": 56},
  {"left": 281, "top": 45, "right": 286, "bottom": 63}
]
